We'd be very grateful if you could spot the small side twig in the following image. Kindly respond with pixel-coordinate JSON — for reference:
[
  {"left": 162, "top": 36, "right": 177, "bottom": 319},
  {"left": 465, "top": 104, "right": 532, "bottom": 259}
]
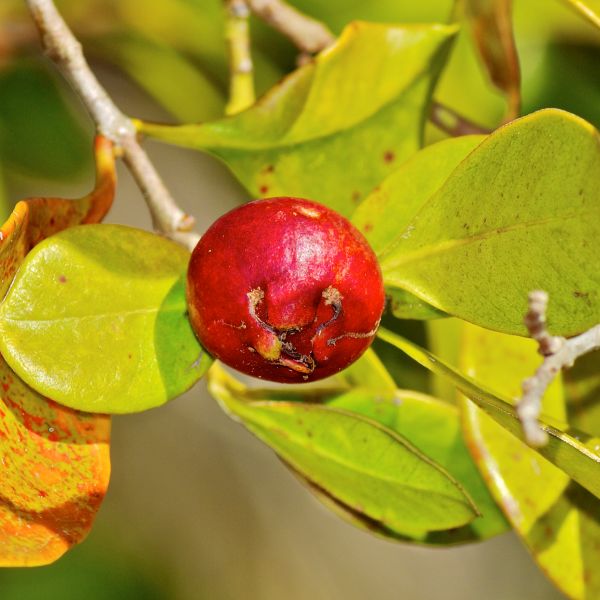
[
  {"left": 429, "top": 101, "right": 492, "bottom": 136},
  {"left": 517, "top": 290, "right": 600, "bottom": 447},
  {"left": 245, "top": 0, "right": 335, "bottom": 54},
  {"left": 224, "top": 0, "right": 255, "bottom": 115},
  {"left": 26, "top": 0, "right": 198, "bottom": 250}
]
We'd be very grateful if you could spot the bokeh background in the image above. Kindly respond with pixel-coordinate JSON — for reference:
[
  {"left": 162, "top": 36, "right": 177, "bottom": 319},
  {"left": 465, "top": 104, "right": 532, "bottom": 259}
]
[{"left": 1, "top": 0, "right": 599, "bottom": 598}]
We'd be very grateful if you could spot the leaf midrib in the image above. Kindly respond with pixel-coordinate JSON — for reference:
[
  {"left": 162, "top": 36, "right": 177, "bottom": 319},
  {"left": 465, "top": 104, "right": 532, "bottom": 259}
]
[
  {"left": 381, "top": 209, "right": 594, "bottom": 272},
  {"left": 248, "top": 414, "right": 470, "bottom": 506},
  {"left": 0, "top": 303, "right": 186, "bottom": 324}
]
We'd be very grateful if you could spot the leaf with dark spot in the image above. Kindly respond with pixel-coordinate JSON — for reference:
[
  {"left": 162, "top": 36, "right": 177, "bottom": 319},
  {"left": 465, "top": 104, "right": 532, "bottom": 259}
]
[{"left": 138, "top": 22, "right": 458, "bottom": 217}]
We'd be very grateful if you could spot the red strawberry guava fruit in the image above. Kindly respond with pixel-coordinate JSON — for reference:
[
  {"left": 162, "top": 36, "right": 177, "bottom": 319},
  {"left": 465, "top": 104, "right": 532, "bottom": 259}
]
[{"left": 187, "top": 197, "right": 385, "bottom": 383}]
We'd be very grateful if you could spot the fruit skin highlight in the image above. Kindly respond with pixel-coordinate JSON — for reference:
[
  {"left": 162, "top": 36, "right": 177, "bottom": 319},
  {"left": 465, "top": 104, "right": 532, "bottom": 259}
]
[{"left": 187, "top": 197, "right": 385, "bottom": 383}]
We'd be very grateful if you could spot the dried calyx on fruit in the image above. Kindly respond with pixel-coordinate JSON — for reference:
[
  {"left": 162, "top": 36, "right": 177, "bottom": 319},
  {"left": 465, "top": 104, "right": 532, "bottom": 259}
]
[{"left": 187, "top": 197, "right": 385, "bottom": 383}]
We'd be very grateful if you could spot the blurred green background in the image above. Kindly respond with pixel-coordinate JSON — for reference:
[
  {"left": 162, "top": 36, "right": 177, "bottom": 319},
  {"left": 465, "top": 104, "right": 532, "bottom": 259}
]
[{"left": 1, "top": 0, "right": 598, "bottom": 597}]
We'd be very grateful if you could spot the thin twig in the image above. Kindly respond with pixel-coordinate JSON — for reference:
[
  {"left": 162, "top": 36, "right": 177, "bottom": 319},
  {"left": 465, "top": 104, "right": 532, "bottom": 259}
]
[
  {"left": 245, "top": 0, "right": 335, "bottom": 54},
  {"left": 26, "top": 0, "right": 198, "bottom": 249},
  {"left": 517, "top": 290, "right": 600, "bottom": 447},
  {"left": 429, "top": 101, "right": 492, "bottom": 136},
  {"left": 224, "top": 0, "right": 255, "bottom": 115},
  {"left": 245, "top": 0, "right": 491, "bottom": 137}
]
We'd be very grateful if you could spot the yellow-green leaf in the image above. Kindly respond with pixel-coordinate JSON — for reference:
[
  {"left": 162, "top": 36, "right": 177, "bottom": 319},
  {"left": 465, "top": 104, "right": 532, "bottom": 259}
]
[
  {"left": 564, "top": 352, "right": 600, "bottom": 436},
  {"left": 460, "top": 323, "right": 600, "bottom": 600},
  {"left": 0, "top": 225, "right": 211, "bottom": 414},
  {"left": 352, "top": 134, "right": 484, "bottom": 319},
  {"left": 326, "top": 387, "right": 508, "bottom": 543},
  {"left": 208, "top": 364, "right": 478, "bottom": 537},
  {"left": 380, "top": 109, "right": 600, "bottom": 337},
  {"left": 377, "top": 327, "right": 600, "bottom": 499},
  {"left": 138, "top": 22, "right": 458, "bottom": 217}
]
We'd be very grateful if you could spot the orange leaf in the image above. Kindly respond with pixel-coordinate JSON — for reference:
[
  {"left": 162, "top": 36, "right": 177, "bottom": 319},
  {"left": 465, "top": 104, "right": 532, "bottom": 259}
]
[
  {"left": 0, "top": 357, "right": 110, "bottom": 566},
  {"left": 0, "top": 135, "right": 115, "bottom": 566}
]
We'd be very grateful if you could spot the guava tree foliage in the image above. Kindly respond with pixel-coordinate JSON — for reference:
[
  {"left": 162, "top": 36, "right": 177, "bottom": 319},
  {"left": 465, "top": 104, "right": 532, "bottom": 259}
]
[{"left": 0, "top": 0, "right": 600, "bottom": 597}]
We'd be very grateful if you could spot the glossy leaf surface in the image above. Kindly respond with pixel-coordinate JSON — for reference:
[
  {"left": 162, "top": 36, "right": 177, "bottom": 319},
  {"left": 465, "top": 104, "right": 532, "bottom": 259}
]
[
  {"left": 460, "top": 323, "right": 600, "bottom": 599},
  {"left": 0, "top": 225, "right": 211, "bottom": 414},
  {"left": 377, "top": 327, "right": 600, "bottom": 499},
  {"left": 335, "top": 348, "right": 396, "bottom": 391},
  {"left": 380, "top": 110, "right": 600, "bottom": 337},
  {"left": 138, "top": 22, "right": 458, "bottom": 217},
  {"left": 208, "top": 364, "right": 478, "bottom": 537}
]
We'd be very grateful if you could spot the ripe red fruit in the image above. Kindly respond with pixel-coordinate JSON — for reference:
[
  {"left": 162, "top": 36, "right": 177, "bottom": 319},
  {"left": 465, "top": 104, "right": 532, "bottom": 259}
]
[{"left": 187, "top": 197, "right": 385, "bottom": 383}]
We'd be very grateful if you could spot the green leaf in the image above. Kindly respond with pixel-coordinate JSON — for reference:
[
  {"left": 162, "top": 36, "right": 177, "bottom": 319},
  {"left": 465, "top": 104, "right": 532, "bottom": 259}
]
[
  {"left": 334, "top": 348, "right": 396, "bottom": 391},
  {"left": 460, "top": 322, "right": 600, "bottom": 600},
  {"left": 386, "top": 288, "right": 446, "bottom": 320},
  {"left": 377, "top": 326, "right": 600, "bottom": 500},
  {"left": 88, "top": 31, "right": 225, "bottom": 123},
  {"left": 0, "top": 224, "right": 211, "bottom": 414},
  {"left": 353, "top": 134, "right": 485, "bottom": 257},
  {"left": 327, "top": 388, "right": 509, "bottom": 542},
  {"left": 559, "top": 0, "right": 600, "bottom": 28},
  {"left": 208, "top": 364, "right": 478, "bottom": 536},
  {"left": 380, "top": 109, "right": 600, "bottom": 337},
  {"left": 138, "top": 22, "right": 458, "bottom": 217},
  {"left": 338, "top": 344, "right": 497, "bottom": 542},
  {"left": 427, "top": 318, "right": 463, "bottom": 403},
  {"left": 352, "top": 134, "right": 484, "bottom": 320},
  {"left": 0, "top": 59, "right": 90, "bottom": 181}
]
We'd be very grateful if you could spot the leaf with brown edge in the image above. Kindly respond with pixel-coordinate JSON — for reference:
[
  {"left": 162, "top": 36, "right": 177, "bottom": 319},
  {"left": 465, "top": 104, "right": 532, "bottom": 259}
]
[
  {"left": 0, "top": 135, "right": 116, "bottom": 297},
  {"left": 465, "top": 0, "right": 520, "bottom": 121},
  {"left": 0, "top": 135, "right": 115, "bottom": 566}
]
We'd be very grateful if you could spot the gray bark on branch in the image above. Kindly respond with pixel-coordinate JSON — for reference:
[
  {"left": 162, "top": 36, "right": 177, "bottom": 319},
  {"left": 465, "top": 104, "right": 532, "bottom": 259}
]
[
  {"left": 26, "top": 0, "right": 199, "bottom": 250},
  {"left": 517, "top": 290, "right": 600, "bottom": 447}
]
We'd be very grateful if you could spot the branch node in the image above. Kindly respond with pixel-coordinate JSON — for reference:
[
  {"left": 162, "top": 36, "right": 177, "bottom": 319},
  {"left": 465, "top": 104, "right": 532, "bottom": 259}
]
[{"left": 516, "top": 290, "right": 600, "bottom": 447}]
